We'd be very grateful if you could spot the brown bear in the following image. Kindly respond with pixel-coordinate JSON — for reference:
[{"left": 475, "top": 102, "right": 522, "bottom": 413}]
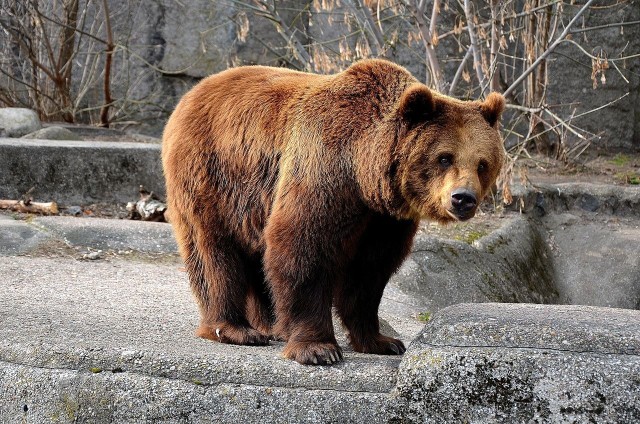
[{"left": 162, "top": 59, "right": 505, "bottom": 365}]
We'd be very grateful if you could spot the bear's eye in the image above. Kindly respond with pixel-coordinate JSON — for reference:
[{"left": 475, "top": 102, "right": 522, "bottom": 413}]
[
  {"left": 438, "top": 154, "right": 453, "bottom": 168},
  {"left": 478, "top": 161, "right": 488, "bottom": 173}
]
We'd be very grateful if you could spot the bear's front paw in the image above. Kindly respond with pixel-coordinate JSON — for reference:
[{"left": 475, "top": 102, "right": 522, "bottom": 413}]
[
  {"left": 283, "top": 341, "right": 343, "bottom": 365},
  {"left": 350, "top": 334, "right": 406, "bottom": 355},
  {"left": 196, "top": 323, "right": 270, "bottom": 346}
]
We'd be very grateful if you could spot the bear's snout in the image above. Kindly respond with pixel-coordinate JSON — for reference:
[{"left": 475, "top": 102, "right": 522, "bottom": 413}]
[{"left": 450, "top": 188, "right": 477, "bottom": 220}]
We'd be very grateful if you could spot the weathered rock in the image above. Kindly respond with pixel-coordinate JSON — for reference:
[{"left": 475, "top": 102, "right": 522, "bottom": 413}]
[
  {"left": 0, "top": 362, "right": 397, "bottom": 423},
  {"left": 21, "top": 126, "right": 82, "bottom": 141},
  {"left": 390, "top": 216, "right": 558, "bottom": 315},
  {"left": 396, "top": 303, "right": 640, "bottom": 423},
  {"left": 0, "top": 108, "right": 41, "bottom": 137}
]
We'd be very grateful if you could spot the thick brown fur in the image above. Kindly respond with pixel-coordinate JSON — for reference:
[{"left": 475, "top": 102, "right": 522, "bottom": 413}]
[{"left": 162, "top": 59, "right": 505, "bottom": 365}]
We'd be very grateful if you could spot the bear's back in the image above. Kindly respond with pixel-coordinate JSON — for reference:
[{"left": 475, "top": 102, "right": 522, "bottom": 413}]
[
  {"left": 161, "top": 60, "right": 416, "bottom": 253},
  {"left": 162, "top": 66, "right": 333, "bottom": 253}
]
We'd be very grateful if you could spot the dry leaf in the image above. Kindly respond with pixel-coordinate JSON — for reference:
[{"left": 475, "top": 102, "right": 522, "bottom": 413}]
[{"left": 462, "top": 69, "right": 471, "bottom": 83}]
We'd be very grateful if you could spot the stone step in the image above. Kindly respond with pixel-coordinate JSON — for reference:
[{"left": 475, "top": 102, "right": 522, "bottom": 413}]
[{"left": 0, "top": 138, "right": 163, "bottom": 204}]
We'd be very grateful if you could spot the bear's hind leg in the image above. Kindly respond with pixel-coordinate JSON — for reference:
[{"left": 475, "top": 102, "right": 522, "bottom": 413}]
[
  {"left": 335, "top": 215, "right": 417, "bottom": 355},
  {"left": 189, "top": 230, "right": 269, "bottom": 346}
]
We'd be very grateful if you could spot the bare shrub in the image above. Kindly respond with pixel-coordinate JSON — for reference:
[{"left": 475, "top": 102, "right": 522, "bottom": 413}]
[{"left": 0, "top": 0, "right": 171, "bottom": 127}]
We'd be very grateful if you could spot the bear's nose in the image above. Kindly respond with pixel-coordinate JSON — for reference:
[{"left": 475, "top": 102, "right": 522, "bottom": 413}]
[{"left": 451, "top": 189, "right": 477, "bottom": 218}]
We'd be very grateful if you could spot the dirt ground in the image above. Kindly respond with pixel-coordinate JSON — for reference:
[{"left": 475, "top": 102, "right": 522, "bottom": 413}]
[{"left": 513, "top": 147, "right": 640, "bottom": 187}]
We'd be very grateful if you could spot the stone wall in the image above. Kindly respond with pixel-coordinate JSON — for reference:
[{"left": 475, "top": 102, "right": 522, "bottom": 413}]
[{"left": 118, "top": 0, "right": 639, "bottom": 149}]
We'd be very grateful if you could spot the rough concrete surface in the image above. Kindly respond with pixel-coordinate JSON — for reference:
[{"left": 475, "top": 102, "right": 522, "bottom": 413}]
[
  {"left": 0, "top": 138, "right": 164, "bottom": 204},
  {"left": 396, "top": 303, "right": 640, "bottom": 423},
  {"left": 509, "top": 182, "right": 640, "bottom": 218},
  {"left": 0, "top": 254, "right": 407, "bottom": 423},
  {"left": 0, "top": 214, "right": 52, "bottom": 256},
  {"left": 34, "top": 216, "right": 178, "bottom": 254},
  {"left": 543, "top": 213, "right": 640, "bottom": 309}
]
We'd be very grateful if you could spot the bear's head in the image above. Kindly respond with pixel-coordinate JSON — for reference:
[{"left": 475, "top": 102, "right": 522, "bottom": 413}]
[{"left": 396, "top": 86, "right": 505, "bottom": 224}]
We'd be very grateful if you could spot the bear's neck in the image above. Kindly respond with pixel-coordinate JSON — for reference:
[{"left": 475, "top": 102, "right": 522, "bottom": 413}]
[{"left": 352, "top": 122, "right": 415, "bottom": 220}]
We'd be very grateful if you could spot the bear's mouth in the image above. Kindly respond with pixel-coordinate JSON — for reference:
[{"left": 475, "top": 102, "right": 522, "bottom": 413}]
[{"left": 447, "top": 208, "right": 476, "bottom": 222}]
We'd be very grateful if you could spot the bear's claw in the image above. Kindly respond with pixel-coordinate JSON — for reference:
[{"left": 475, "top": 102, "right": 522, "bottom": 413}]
[
  {"left": 196, "top": 323, "right": 270, "bottom": 346},
  {"left": 350, "top": 334, "right": 406, "bottom": 355},
  {"left": 283, "top": 341, "right": 343, "bottom": 366}
]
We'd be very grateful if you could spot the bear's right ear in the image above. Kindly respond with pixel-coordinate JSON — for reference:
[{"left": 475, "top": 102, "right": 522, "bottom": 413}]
[
  {"left": 398, "top": 85, "right": 438, "bottom": 126},
  {"left": 480, "top": 92, "right": 505, "bottom": 127}
]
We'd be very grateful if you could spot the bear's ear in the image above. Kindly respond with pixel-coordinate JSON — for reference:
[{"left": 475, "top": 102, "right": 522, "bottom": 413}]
[
  {"left": 398, "top": 85, "right": 437, "bottom": 126},
  {"left": 480, "top": 92, "right": 505, "bottom": 127}
]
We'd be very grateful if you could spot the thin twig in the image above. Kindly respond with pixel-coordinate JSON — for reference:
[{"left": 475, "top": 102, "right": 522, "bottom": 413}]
[
  {"left": 353, "top": 0, "right": 385, "bottom": 55},
  {"left": 463, "top": 0, "right": 486, "bottom": 95},
  {"left": 570, "top": 19, "right": 640, "bottom": 34},
  {"left": 407, "top": 0, "right": 443, "bottom": 90},
  {"left": 489, "top": 0, "right": 500, "bottom": 93},
  {"left": 99, "top": 0, "right": 114, "bottom": 127},
  {"left": 448, "top": 47, "right": 472, "bottom": 96}
]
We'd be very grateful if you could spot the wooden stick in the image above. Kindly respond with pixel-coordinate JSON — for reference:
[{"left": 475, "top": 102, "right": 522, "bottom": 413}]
[{"left": 0, "top": 200, "right": 59, "bottom": 215}]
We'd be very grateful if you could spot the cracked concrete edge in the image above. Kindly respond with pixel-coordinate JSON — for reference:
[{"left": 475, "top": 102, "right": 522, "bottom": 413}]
[
  {"left": 508, "top": 182, "right": 640, "bottom": 217},
  {"left": 413, "top": 303, "right": 640, "bottom": 355},
  {"left": 396, "top": 347, "right": 640, "bottom": 423},
  {"left": 0, "top": 360, "right": 400, "bottom": 424},
  {"left": 0, "top": 340, "right": 401, "bottom": 395}
]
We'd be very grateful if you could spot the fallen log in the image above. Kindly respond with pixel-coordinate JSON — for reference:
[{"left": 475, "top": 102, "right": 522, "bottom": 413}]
[{"left": 0, "top": 199, "right": 59, "bottom": 215}]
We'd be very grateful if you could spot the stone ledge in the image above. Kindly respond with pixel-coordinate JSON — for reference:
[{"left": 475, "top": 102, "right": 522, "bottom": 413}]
[
  {"left": 0, "top": 138, "right": 164, "bottom": 204},
  {"left": 396, "top": 303, "right": 640, "bottom": 423},
  {"left": 509, "top": 182, "right": 640, "bottom": 217},
  {"left": 0, "top": 361, "right": 396, "bottom": 423}
]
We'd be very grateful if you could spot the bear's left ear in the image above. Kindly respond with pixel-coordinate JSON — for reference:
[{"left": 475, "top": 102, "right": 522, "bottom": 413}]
[
  {"left": 398, "top": 85, "right": 438, "bottom": 126},
  {"left": 480, "top": 92, "right": 505, "bottom": 127}
]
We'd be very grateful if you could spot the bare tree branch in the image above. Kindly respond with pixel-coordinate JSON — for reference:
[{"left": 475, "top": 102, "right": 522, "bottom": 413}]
[
  {"left": 100, "top": 0, "right": 114, "bottom": 127},
  {"left": 503, "top": 0, "right": 596, "bottom": 98},
  {"left": 405, "top": 0, "right": 444, "bottom": 91},
  {"left": 463, "top": 0, "right": 486, "bottom": 95}
]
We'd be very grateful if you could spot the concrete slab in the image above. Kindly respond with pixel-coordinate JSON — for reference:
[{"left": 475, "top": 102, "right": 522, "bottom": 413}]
[
  {"left": 0, "top": 138, "right": 164, "bottom": 204},
  {"left": 33, "top": 216, "right": 177, "bottom": 254},
  {"left": 509, "top": 182, "right": 640, "bottom": 217},
  {"left": 543, "top": 213, "right": 640, "bottom": 309}
]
